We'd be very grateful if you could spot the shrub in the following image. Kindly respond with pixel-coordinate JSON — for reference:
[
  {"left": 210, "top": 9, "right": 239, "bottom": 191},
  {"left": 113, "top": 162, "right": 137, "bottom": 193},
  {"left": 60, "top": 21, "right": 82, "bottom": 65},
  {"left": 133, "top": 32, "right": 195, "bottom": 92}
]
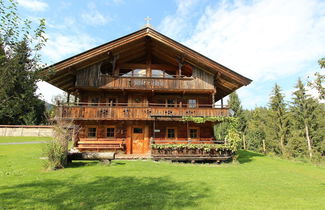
[
  {"left": 225, "top": 128, "right": 241, "bottom": 151},
  {"left": 43, "top": 119, "right": 75, "bottom": 170}
]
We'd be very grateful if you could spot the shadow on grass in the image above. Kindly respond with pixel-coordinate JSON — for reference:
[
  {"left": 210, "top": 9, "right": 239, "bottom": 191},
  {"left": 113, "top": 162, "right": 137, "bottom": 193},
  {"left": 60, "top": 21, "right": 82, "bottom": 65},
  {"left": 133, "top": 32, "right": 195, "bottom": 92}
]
[
  {"left": 0, "top": 176, "right": 209, "bottom": 209},
  {"left": 67, "top": 161, "right": 126, "bottom": 168},
  {"left": 67, "top": 161, "right": 99, "bottom": 168},
  {"left": 237, "top": 150, "right": 264, "bottom": 164}
]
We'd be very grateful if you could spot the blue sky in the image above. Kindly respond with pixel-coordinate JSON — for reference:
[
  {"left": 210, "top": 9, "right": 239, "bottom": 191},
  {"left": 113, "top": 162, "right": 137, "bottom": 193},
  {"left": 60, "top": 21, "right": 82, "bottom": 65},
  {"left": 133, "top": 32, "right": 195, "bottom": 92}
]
[{"left": 15, "top": 0, "right": 325, "bottom": 109}]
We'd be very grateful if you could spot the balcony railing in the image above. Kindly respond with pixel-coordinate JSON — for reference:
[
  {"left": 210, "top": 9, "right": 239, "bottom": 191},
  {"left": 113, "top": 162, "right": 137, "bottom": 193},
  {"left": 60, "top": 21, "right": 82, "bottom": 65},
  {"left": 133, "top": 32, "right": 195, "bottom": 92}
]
[
  {"left": 56, "top": 103, "right": 229, "bottom": 121},
  {"left": 75, "top": 75, "right": 215, "bottom": 91}
]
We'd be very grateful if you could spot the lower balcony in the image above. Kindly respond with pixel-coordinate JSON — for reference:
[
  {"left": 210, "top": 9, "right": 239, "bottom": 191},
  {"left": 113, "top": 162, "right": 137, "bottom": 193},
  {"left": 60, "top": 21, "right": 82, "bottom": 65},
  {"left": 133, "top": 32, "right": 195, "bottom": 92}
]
[{"left": 56, "top": 104, "right": 229, "bottom": 121}]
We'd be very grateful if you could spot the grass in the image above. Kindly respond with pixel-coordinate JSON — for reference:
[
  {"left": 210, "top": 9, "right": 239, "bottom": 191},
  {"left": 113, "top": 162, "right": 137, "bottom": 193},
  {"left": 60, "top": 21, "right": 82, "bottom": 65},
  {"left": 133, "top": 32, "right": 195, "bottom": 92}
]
[
  {"left": 0, "top": 142, "right": 325, "bottom": 209},
  {"left": 0, "top": 136, "right": 52, "bottom": 143}
]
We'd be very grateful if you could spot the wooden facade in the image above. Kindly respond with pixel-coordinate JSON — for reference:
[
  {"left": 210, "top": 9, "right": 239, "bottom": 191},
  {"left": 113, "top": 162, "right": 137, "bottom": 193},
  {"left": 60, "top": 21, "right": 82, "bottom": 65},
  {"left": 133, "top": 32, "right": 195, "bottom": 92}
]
[{"left": 45, "top": 27, "right": 251, "bottom": 156}]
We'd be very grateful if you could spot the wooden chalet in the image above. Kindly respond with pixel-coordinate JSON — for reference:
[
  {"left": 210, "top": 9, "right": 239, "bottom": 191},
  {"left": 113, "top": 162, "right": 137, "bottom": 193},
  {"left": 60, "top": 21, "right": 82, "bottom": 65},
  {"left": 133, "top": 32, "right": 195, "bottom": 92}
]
[{"left": 44, "top": 27, "right": 251, "bottom": 157}]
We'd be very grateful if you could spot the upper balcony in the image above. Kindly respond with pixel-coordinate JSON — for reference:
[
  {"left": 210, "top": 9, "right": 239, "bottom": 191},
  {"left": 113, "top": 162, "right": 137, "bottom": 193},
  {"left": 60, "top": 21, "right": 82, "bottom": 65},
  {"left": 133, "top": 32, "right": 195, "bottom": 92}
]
[
  {"left": 55, "top": 102, "right": 229, "bottom": 121},
  {"left": 75, "top": 68, "right": 216, "bottom": 93}
]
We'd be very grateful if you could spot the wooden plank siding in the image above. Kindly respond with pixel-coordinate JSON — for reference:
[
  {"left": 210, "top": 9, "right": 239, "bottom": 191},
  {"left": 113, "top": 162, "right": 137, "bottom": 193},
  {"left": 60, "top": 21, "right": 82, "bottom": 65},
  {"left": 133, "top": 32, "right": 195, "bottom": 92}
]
[{"left": 57, "top": 106, "right": 229, "bottom": 121}]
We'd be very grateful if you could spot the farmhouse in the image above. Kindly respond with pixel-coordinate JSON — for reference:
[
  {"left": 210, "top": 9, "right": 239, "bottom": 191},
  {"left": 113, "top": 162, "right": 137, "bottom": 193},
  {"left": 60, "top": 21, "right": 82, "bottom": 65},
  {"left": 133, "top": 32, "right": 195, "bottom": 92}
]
[{"left": 45, "top": 26, "right": 251, "bottom": 158}]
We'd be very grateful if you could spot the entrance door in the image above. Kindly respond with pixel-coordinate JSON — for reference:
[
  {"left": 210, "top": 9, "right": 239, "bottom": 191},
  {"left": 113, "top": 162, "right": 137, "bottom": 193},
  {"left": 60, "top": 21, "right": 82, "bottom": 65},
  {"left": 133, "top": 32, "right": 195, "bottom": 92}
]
[{"left": 131, "top": 126, "right": 145, "bottom": 154}]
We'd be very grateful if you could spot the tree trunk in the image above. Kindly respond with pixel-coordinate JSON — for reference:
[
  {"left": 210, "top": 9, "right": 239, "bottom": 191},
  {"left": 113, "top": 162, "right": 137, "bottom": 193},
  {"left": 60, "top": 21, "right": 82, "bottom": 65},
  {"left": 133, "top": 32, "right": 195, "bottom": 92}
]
[
  {"left": 242, "top": 134, "right": 246, "bottom": 150},
  {"left": 280, "top": 135, "right": 285, "bottom": 155},
  {"left": 262, "top": 139, "right": 266, "bottom": 154},
  {"left": 305, "top": 123, "right": 313, "bottom": 158}
]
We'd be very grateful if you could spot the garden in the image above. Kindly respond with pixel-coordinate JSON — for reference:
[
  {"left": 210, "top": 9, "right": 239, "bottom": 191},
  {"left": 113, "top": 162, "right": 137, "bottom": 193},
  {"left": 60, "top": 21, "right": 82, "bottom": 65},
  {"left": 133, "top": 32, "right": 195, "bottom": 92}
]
[{"left": 1, "top": 137, "right": 325, "bottom": 209}]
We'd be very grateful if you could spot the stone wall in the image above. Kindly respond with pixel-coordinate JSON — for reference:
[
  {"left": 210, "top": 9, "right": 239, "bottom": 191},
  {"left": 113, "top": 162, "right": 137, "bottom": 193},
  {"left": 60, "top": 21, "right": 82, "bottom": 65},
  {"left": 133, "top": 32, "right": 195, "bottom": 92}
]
[{"left": 0, "top": 125, "right": 53, "bottom": 137}]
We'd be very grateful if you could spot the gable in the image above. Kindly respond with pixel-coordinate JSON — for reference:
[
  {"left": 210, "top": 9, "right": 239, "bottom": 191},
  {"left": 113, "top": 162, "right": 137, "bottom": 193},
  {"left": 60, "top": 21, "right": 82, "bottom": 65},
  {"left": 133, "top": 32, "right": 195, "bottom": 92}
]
[{"left": 44, "top": 27, "right": 252, "bottom": 99}]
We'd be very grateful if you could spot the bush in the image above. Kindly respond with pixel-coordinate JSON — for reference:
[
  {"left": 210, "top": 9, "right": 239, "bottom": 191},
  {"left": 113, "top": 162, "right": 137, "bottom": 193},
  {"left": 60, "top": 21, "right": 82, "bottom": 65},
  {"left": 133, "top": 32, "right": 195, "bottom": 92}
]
[
  {"left": 225, "top": 128, "right": 241, "bottom": 151},
  {"left": 43, "top": 120, "right": 75, "bottom": 170},
  {"left": 43, "top": 140, "right": 67, "bottom": 170}
]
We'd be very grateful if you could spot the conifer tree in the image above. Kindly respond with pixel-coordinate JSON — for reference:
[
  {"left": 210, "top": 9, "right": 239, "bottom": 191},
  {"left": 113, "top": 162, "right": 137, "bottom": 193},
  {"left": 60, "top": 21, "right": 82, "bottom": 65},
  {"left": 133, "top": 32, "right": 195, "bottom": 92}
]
[
  {"left": 308, "top": 58, "right": 324, "bottom": 99},
  {"left": 0, "top": 0, "right": 47, "bottom": 125},
  {"left": 290, "top": 79, "right": 317, "bottom": 158},
  {"left": 269, "top": 84, "right": 289, "bottom": 155}
]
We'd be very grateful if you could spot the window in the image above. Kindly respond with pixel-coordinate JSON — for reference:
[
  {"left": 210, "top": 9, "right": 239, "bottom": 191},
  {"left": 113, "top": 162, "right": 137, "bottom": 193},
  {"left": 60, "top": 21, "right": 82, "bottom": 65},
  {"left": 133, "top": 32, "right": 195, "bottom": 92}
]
[
  {"left": 188, "top": 99, "right": 197, "bottom": 108},
  {"left": 100, "top": 61, "right": 114, "bottom": 75},
  {"left": 133, "top": 128, "right": 143, "bottom": 133},
  {"left": 87, "top": 127, "right": 97, "bottom": 138},
  {"left": 189, "top": 128, "right": 198, "bottom": 139},
  {"left": 167, "top": 128, "right": 176, "bottom": 138},
  {"left": 167, "top": 99, "right": 176, "bottom": 107},
  {"left": 133, "top": 69, "right": 146, "bottom": 77},
  {"left": 152, "top": 69, "right": 173, "bottom": 78},
  {"left": 90, "top": 97, "right": 99, "bottom": 106},
  {"left": 106, "top": 127, "right": 115, "bottom": 138},
  {"left": 107, "top": 98, "right": 117, "bottom": 106}
]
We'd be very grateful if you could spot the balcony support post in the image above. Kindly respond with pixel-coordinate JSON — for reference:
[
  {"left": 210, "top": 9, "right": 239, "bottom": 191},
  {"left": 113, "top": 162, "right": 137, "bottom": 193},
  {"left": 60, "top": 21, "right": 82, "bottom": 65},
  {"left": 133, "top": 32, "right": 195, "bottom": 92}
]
[
  {"left": 211, "top": 93, "right": 215, "bottom": 108},
  {"left": 186, "top": 121, "right": 189, "bottom": 143},
  {"left": 178, "top": 63, "right": 182, "bottom": 78},
  {"left": 221, "top": 98, "right": 224, "bottom": 109},
  {"left": 177, "top": 55, "right": 184, "bottom": 78},
  {"left": 153, "top": 117, "right": 156, "bottom": 143},
  {"left": 67, "top": 92, "right": 70, "bottom": 105}
]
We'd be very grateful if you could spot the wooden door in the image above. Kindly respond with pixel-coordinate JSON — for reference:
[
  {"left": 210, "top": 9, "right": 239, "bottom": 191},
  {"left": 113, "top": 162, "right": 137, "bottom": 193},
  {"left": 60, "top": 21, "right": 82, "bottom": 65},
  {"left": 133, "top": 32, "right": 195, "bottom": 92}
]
[{"left": 131, "top": 126, "right": 145, "bottom": 154}]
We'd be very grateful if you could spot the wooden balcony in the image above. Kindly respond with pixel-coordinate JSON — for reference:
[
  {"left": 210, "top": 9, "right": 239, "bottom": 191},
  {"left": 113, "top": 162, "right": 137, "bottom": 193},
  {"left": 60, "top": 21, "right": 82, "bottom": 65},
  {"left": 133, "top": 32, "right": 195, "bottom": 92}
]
[
  {"left": 56, "top": 103, "right": 229, "bottom": 121},
  {"left": 76, "top": 75, "right": 215, "bottom": 92}
]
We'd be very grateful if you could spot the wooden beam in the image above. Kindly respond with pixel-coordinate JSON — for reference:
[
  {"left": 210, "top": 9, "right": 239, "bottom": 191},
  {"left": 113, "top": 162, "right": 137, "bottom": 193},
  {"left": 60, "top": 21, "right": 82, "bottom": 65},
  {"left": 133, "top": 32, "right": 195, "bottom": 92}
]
[
  {"left": 48, "top": 72, "right": 69, "bottom": 84},
  {"left": 54, "top": 76, "right": 75, "bottom": 87},
  {"left": 119, "top": 63, "right": 178, "bottom": 71},
  {"left": 146, "top": 36, "right": 152, "bottom": 77}
]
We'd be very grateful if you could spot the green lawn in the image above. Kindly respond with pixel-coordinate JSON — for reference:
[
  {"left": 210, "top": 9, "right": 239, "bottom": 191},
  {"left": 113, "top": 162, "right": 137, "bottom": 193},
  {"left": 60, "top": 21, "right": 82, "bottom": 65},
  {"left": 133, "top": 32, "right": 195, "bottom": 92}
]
[
  {"left": 0, "top": 136, "right": 52, "bottom": 143},
  {"left": 0, "top": 143, "right": 325, "bottom": 209}
]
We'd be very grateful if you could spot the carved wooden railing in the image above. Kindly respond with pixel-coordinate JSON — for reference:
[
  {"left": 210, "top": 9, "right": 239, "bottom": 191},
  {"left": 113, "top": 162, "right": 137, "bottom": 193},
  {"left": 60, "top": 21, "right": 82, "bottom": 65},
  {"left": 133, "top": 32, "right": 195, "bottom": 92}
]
[
  {"left": 152, "top": 138, "right": 224, "bottom": 144},
  {"left": 56, "top": 104, "right": 229, "bottom": 121},
  {"left": 78, "top": 76, "right": 215, "bottom": 90}
]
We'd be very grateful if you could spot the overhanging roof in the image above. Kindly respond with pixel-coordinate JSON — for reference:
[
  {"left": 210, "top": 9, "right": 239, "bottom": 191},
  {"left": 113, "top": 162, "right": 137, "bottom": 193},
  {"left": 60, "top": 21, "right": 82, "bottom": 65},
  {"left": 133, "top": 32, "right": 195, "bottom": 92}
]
[{"left": 43, "top": 27, "right": 252, "bottom": 99}]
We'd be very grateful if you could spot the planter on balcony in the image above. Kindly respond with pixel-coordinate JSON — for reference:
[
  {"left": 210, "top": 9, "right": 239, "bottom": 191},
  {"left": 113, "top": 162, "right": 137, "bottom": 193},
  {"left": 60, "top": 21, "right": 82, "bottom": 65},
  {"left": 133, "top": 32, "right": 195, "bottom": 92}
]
[{"left": 151, "top": 144, "right": 234, "bottom": 162}]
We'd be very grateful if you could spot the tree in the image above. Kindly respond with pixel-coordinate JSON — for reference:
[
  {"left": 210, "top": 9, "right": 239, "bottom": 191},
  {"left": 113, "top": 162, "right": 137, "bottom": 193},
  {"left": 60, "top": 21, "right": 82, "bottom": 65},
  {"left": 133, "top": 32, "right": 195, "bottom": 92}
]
[
  {"left": 308, "top": 58, "right": 325, "bottom": 99},
  {"left": 245, "top": 108, "right": 267, "bottom": 153},
  {"left": 290, "top": 79, "right": 317, "bottom": 158},
  {"left": 228, "top": 92, "right": 247, "bottom": 148},
  {"left": 269, "top": 84, "right": 289, "bottom": 156},
  {"left": 0, "top": 0, "right": 47, "bottom": 125}
]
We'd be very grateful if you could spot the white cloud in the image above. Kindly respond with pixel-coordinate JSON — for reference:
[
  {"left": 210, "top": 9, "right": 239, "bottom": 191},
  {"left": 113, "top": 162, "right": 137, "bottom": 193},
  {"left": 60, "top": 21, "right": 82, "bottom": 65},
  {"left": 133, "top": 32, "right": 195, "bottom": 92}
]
[
  {"left": 17, "top": 0, "right": 48, "bottom": 11},
  {"left": 159, "top": 0, "right": 325, "bottom": 108},
  {"left": 39, "top": 32, "right": 97, "bottom": 102},
  {"left": 159, "top": 0, "right": 199, "bottom": 40},
  {"left": 81, "top": 3, "right": 111, "bottom": 26},
  {"left": 41, "top": 33, "right": 97, "bottom": 63},
  {"left": 112, "top": 0, "right": 124, "bottom": 4},
  {"left": 36, "top": 81, "right": 64, "bottom": 104}
]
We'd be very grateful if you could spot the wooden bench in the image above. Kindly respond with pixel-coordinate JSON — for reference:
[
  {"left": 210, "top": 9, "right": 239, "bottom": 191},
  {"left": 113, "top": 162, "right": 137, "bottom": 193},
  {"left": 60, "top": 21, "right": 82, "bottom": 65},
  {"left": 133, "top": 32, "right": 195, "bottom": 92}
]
[
  {"left": 77, "top": 138, "right": 126, "bottom": 151},
  {"left": 68, "top": 152, "right": 115, "bottom": 164}
]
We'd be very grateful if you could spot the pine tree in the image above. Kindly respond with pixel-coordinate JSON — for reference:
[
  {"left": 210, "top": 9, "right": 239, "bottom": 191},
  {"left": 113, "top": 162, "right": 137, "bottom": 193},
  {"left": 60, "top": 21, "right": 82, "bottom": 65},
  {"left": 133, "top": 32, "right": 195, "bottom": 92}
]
[
  {"left": 269, "top": 84, "right": 289, "bottom": 155},
  {"left": 308, "top": 58, "right": 324, "bottom": 100},
  {"left": 0, "top": 0, "right": 47, "bottom": 125},
  {"left": 290, "top": 79, "right": 317, "bottom": 158}
]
